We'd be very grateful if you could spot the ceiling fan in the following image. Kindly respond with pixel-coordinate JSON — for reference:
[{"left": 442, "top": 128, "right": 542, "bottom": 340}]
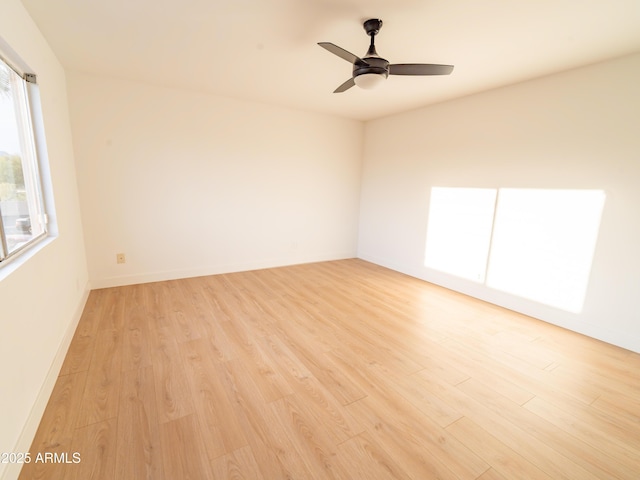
[{"left": 319, "top": 19, "right": 454, "bottom": 93}]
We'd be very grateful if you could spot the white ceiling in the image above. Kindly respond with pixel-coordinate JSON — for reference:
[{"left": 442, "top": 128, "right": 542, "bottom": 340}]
[{"left": 20, "top": 0, "right": 640, "bottom": 121}]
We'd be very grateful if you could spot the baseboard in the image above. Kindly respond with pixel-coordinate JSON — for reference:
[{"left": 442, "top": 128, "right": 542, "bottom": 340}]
[
  {"left": 90, "top": 252, "right": 356, "bottom": 289},
  {"left": 1, "top": 285, "right": 90, "bottom": 480}
]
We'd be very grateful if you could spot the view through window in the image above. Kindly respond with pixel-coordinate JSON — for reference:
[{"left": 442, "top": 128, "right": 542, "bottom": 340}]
[
  {"left": 424, "top": 187, "right": 605, "bottom": 313},
  {"left": 0, "top": 56, "right": 47, "bottom": 263}
]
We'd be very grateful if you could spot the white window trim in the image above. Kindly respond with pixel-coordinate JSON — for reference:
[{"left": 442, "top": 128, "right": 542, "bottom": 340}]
[{"left": 0, "top": 42, "right": 52, "bottom": 270}]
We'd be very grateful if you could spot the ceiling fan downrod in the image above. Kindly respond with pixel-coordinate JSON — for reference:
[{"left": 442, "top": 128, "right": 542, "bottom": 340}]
[{"left": 363, "top": 18, "right": 382, "bottom": 57}]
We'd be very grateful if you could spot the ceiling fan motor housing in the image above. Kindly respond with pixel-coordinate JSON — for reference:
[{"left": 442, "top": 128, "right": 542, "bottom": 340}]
[{"left": 353, "top": 56, "right": 389, "bottom": 80}]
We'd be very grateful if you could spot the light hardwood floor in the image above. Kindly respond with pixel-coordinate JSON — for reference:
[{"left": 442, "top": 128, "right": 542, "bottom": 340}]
[{"left": 19, "top": 259, "right": 640, "bottom": 479}]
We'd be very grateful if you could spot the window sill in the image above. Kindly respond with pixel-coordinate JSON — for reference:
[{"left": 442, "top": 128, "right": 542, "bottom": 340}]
[{"left": 0, "top": 234, "right": 56, "bottom": 283}]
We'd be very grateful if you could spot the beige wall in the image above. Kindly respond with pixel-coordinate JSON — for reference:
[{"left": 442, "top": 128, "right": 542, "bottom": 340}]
[
  {"left": 67, "top": 73, "right": 364, "bottom": 288},
  {"left": 358, "top": 53, "right": 640, "bottom": 353},
  {"left": 0, "top": 2, "right": 89, "bottom": 479}
]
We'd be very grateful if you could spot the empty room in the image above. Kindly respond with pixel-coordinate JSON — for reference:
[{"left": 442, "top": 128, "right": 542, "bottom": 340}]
[{"left": 1, "top": 1, "right": 639, "bottom": 479}]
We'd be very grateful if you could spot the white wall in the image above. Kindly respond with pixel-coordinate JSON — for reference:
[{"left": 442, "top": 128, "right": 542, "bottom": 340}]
[
  {"left": 67, "top": 73, "right": 363, "bottom": 287},
  {"left": 0, "top": 2, "right": 89, "bottom": 479},
  {"left": 358, "top": 53, "right": 640, "bottom": 353}
]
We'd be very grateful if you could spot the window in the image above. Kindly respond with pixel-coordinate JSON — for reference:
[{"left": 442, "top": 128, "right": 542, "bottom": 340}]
[
  {"left": 425, "top": 187, "right": 605, "bottom": 313},
  {"left": 0, "top": 55, "right": 47, "bottom": 264}
]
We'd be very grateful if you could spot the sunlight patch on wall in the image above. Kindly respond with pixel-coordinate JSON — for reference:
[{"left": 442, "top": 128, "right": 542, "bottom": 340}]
[
  {"left": 425, "top": 187, "right": 605, "bottom": 313},
  {"left": 424, "top": 187, "right": 496, "bottom": 283}
]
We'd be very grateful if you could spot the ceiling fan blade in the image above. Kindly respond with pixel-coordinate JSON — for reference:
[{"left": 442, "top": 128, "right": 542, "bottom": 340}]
[
  {"left": 389, "top": 64, "right": 454, "bottom": 76},
  {"left": 333, "top": 78, "right": 355, "bottom": 93},
  {"left": 318, "top": 42, "right": 369, "bottom": 67}
]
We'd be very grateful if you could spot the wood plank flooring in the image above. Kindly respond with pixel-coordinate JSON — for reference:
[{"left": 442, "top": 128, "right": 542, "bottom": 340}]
[{"left": 18, "top": 259, "right": 640, "bottom": 479}]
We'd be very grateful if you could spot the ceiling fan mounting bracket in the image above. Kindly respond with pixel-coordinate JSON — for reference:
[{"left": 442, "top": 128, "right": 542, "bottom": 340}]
[{"left": 363, "top": 19, "right": 383, "bottom": 37}]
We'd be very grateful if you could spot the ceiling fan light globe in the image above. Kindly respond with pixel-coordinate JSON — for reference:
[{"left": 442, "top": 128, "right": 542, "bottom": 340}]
[{"left": 354, "top": 72, "right": 386, "bottom": 90}]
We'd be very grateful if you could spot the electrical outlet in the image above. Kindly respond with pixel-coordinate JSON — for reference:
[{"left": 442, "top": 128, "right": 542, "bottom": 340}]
[{"left": 116, "top": 253, "right": 126, "bottom": 264}]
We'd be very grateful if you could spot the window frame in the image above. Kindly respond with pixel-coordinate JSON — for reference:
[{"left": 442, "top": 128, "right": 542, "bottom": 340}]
[{"left": 0, "top": 50, "right": 49, "bottom": 267}]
